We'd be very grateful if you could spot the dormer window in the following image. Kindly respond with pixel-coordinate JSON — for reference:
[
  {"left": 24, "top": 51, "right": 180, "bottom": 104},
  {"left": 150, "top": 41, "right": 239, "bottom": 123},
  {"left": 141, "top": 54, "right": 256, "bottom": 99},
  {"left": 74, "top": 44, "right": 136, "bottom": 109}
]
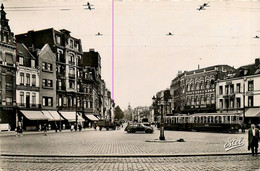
[
  {"left": 69, "top": 39, "right": 73, "bottom": 48},
  {"left": 31, "top": 60, "right": 35, "bottom": 68},
  {"left": 244, "top": 69, "right": 248, "bottom": 75},
  {"left": 56, "top": 35, "right": 61, "bottom": 44},
  {"left": 19, "top": 57, "right": 24, "bottom": 65}
]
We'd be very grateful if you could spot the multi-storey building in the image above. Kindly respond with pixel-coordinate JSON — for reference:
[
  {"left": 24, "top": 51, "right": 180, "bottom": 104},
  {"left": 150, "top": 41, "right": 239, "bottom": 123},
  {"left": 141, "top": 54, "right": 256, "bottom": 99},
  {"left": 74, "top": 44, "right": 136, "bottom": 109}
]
[
  {"left": 216, "top": 58, "right": 260, "bottom": 125},
  {"left": 170, "top": 65, "right": 235, "bottom": 114},
  {"left": 16, "top": 43, "right": 49, "bottom": 130},
  {"left": 0, "top": 4, "right": 17, "bottom": 130},
  {"left": 16, "top": 28, "right": 85, "bottom": 124}
]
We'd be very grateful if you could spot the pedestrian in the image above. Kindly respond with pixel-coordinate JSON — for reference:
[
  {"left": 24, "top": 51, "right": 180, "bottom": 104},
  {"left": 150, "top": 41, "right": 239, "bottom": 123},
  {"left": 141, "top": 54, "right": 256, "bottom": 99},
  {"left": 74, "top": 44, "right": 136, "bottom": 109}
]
[
  {"left": 70, "top": 124, "right": 74, "bottom": 131},
  {"left": 248, "top": 124, "right": 259, "bottom": 156},
  {"left": 93, "top": 122, "right": 97, "bottom": 131},
  {"left": 43, "top": 123, "right": 47, "bottom": 136},
  {"left": 48, "top": 124, "right": 51, "bottom": 131},
  {"left": 74, "top": 123, "right": 77, "bottom": 131},
  {"left": 63, "top": 124, "right": 66, "bottom": 130},
  {"left": 79, "top": 123, "right": 82, "bottom": 131},
  {"left": 55, "top": 123, "right": 58, "bottom": 132},
  {"left": 39, "top": 124, "right": 42, "bottom": 131},
  {"left": 16, "top": 121, "right": 23, "bottom": 137}
]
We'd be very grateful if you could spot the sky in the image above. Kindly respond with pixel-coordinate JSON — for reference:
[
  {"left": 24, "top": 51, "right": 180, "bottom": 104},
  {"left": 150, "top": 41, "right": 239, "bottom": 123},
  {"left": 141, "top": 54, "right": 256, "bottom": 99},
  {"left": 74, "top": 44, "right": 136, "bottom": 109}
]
[{"left": 2, "top": 0, "right": 260, "bottom": 110}]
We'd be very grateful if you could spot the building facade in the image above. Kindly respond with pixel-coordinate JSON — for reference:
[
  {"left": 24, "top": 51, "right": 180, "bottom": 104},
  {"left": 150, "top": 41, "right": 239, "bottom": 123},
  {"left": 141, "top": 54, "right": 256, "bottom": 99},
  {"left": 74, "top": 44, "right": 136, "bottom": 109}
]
[
  {"left": 216, "top": 58, "right": 260, "bottom": 125},
  {"left": 0, "top": 4, "right": 17, "bottom": 130},
  {"left": 170, "top": 65, "right": 235, "bottom": 114}
]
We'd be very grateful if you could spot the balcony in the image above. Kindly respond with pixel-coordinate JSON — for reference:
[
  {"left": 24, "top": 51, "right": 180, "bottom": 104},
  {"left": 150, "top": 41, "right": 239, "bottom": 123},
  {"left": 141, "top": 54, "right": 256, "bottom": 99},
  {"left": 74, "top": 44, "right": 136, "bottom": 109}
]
[
  {"left": 69, "top": 73, "right": 76, "bottom": 78},
  {"left": 16, "top": 85, "right": 40, "bottom": 91},
  {"left": 17, "top": 103, "right": 41, "bottom": 108}
]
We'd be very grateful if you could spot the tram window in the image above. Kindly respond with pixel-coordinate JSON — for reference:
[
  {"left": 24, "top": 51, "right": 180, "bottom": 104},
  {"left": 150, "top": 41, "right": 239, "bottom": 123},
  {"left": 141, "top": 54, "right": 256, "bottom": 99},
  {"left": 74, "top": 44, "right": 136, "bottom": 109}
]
[
  {"left": 219, "top": 117, "right": 222, "bottom": 123},
  {"left": 203, "top": 116, "right": 207, "bottom": 123},
  {"left": 227, "top": 116, "right": 230, "bottom": 122},
  {"left": 211, "top": 116, "right": 214, "bottom": 123},
  {"left": 207, "top": 117, "right": 210, "bottom": 123},
  {"left": 215, "top": 116, "right": 218, "bottom": 123}
]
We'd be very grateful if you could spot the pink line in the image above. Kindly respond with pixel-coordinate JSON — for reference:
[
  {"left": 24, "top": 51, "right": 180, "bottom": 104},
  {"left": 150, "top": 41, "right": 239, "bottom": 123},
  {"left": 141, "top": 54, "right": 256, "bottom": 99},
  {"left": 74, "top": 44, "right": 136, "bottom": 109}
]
[{"left": 112, "top": 0, "right": 114, "bottom": 100}]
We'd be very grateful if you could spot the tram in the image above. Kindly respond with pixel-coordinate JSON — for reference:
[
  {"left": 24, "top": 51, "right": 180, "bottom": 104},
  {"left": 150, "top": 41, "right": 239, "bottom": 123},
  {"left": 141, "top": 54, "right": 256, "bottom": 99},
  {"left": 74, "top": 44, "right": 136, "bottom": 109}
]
[{"left": 162, "top": 113, "right": 242, "bottom": 133}]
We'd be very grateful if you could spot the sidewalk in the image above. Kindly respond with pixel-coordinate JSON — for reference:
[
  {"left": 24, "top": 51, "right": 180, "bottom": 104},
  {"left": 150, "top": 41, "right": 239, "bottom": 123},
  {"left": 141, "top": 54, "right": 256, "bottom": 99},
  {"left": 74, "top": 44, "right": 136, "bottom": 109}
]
[{"left": 0, "top": 128, "right": 92, "bottom": 137}]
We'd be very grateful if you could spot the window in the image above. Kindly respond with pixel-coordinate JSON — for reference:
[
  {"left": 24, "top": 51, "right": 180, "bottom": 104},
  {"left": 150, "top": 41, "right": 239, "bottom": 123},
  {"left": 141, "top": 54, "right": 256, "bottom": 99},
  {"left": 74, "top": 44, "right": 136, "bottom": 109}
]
[
  {"left": 206, "top": 95, "right": 210, "bottom": 104},
  {"left": 206, "top": 80, "right": 210, "bottom": 89},
  {"left": 236, "top": 98, "right": 241, "bottom": 108},
  {"left": 196, "top": 82, "right": 200, "bottom": 90},
  {"left": 248, "top": 80, "right": 254, "bottom": 91},
  {"left": 26, "top": 74, "right": 30, "bottom": 85},
  {"left": 69, "top": 54, "right": 75, "bottom": 64},
  {"left": 200, "top": 81, "right": 204, "bottom": 89},
  {"left": 69, "top": 81, "right": 75, "bottom": 89},
  {"left": 48, "top": 98, "right": 52, "bottom": 107},
  {"left": 211, "top": 94, "right": 215, "bottom": 104},
  {"left": 200, "top": 95, "right": 205, "bottom": 104},
  {"left": 225, "top": 99, "right": 229, "bottom": 109},
  {"left": 31, "top": 60, "right": 35, "bottom": 68},
  {"left": 42, "top": 79, "right": 46, "bottom": 87},
  {"left": 230, "top": 99, "right": 234, "bottom": 108},
  {"left": 225, "top": 85, "right": 229, "bottom": 94},
  {"left": 219, "top": 86, "right": 223, "bottom": 95},
  {"left": 210, "top": 80, "right": 215, "bottom": 89},
  {"left": 32, "top": 93, "right": 36, "bottom": 106},
  {"left": 219, "top": 99, "right": 223, "bottom": 108},
  {"left": 190, "top": 83, "right": 194, "bottom": 91},
  {"left": 47, "top": 64, "right": 52, "bottom": 71},
  {"left": 56, "top": 35, "right": 61, "bottom": 44},
  {"left": 47, "top": 80, "right": 53, "bottom": 87},
  {"left": 19, "top": 57, "right": 24, "bottom": 65},
  {"left": 20, "top": 92, "right": 24, "bottom": 105},
  {"left": 20, "top": 73, "right": 24, "bottom": 85},
  {"left": 248, "top": 96, "right": 253, "bottom": 107},
  {"left": 58, "top": 79, "right": 61, "bottom": 89},
  {"left": 230, "top": 84, "right": 234, "bottom": 94},
  {"left": 57, "top": 49, "right": 63, "bottom": 61},
  {"left": 32, "top": 75, "right": 36, "bottom": 86},
  {"left": 42, "top": 97, "right": 53, "bottom": 107},
  {"left": 70, "top": 39, "right": 73, "bottom": 48},
  {"left": 236, "top": 83, "right": 241, "bottom": 93},
  {"left": 42, "top": 62, "right": 46, "bottom": 70},
  {"left": 59, "top": 97, "right": 62, "bottom": 106}
]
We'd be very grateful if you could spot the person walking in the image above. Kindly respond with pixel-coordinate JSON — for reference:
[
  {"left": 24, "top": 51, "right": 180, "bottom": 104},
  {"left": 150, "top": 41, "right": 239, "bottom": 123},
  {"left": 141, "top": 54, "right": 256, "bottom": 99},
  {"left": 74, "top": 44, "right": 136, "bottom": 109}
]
[
  {"left": 70, "top": 124, "right": 74, "bottom": 131},
  {"left": 248, "top": 124, "right": 259, "bottom": 156},
  {"left": 43, "top": 123, "right": 47, "bottom": 136},
  {"left": 55, "top": 123, "right": 58, "bottom": 133}
]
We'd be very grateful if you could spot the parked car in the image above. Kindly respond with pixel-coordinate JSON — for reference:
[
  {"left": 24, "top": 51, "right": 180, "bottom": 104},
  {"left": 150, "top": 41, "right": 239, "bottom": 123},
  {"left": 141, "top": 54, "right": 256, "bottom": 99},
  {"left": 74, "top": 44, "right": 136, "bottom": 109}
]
[
  {"left": 142, "top": 122, "right": 151, "bottom": 126},
  {"left": 125, "top": 123, "right": 154, "bottom": 133}
]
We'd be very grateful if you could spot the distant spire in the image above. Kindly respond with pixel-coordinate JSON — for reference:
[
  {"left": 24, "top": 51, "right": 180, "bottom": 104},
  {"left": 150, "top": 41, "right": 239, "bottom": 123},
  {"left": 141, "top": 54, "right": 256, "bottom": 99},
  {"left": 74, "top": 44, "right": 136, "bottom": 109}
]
[{"left": 1, "top": 3, "right": 4, "bottom": 10}]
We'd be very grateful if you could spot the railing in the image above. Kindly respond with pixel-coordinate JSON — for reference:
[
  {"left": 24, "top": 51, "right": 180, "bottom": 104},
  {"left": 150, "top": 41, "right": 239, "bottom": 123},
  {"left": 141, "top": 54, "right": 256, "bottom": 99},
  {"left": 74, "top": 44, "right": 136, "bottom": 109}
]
[{"left": 17, "top": 103, "right": 41, "bottom": 108}]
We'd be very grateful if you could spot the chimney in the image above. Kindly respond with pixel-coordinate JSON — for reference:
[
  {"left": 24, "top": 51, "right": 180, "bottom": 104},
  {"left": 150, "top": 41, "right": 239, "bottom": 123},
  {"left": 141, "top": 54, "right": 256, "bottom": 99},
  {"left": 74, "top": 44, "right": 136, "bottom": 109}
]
[{"left": 255, "top": 58, "right": 260, "bottom": 67}]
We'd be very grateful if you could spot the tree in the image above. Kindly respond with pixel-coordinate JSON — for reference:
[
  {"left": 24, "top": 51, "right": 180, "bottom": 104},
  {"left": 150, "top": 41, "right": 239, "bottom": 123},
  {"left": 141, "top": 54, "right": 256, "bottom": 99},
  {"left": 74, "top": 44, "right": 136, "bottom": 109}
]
[{"left": 114, "top": 105, "right": 124, "bottom": 120}]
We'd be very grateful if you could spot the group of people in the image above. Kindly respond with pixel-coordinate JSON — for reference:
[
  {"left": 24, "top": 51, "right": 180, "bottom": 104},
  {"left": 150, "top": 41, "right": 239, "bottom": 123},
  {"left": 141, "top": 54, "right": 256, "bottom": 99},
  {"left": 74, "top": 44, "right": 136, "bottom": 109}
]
[{"left": 70, "top": 122, "right": 83, "bottom": 132}]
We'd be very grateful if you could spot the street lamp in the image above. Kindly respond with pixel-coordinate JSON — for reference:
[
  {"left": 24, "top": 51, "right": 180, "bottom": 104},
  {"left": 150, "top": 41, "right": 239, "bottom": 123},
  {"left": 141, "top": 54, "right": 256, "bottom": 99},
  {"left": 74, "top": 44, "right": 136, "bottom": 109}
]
[{"left": 152, "top": 95, "right": 170, "bottom": 141}]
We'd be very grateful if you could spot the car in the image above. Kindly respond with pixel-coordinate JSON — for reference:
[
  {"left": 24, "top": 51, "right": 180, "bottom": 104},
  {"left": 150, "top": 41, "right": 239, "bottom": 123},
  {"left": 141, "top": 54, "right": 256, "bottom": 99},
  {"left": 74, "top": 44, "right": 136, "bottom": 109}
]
[
  {"left": 142, "top": 122, "right": 151, "bottom": 126},
  {"left": 124, "top": 123, "right": 154, "bottom": 133}
]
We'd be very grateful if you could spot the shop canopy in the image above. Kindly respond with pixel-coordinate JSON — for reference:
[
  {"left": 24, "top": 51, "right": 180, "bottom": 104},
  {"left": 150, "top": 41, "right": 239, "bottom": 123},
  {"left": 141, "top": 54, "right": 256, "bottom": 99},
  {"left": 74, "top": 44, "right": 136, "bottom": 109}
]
[
  {"left": 41, "top": 110, "right": 64, "bottom": 121},
  {"left": 59, "top": 111, "right": 85, "bottom": 122},
  {"left": 245, "top": 108, "right": 260, "bottom": 117},
  {"left": 85, "top": 114, "right": 99, "bottom": 121},
  {"left": 20, "top": 110, "right": 48, "bottom": 120}
]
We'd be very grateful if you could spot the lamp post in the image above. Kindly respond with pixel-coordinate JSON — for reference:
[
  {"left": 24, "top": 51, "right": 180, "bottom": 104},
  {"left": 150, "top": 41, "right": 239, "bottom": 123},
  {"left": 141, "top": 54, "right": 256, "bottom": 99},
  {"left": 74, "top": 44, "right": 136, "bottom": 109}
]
[{"left": 152, "top": 94, "right": 171, "bottom": 141}]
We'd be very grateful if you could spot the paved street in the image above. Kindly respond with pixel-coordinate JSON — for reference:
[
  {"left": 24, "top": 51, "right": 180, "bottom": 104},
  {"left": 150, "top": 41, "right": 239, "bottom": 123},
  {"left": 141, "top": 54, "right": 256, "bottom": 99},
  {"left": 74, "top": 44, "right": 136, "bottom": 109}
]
[
  {"left": 0, "top": 126, "right": 250, "bottom": 155},
  {"left": 1, "top": 155, "right": 260, "bottom": 171},
  {"left": 1, "top": 126, "right": 259, "bottom": 170}
]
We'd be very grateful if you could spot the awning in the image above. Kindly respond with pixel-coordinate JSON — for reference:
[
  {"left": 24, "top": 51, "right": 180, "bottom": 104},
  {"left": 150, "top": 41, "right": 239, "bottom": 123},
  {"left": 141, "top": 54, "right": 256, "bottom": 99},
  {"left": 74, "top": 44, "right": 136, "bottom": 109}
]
[
  {"left": 41, "top": 110, "right": 64, "bottom": 121},
  {"left": 41, "top": 110, "right": 55, "bottom": 121},
  {"left": 20, "top": 110, "right": 48, "bottom": 120},
  {"left": 59, "top": 111, "right": 84, "bottom": 122},
  {"left": 245, "top": 108, "right": 260, "bottom": 117},
  {"left": 85, "top": 114, "right": 99, "bottom": 121},
  {"left": 48, "top": 111, "right": 64, "bottom": 121}
]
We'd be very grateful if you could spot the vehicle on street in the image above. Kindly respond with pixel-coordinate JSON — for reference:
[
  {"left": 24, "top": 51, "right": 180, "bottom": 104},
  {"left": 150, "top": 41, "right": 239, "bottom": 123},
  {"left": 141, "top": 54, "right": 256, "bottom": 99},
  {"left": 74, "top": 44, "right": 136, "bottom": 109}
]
[
  {"left": 162, "top": 113, "right": 242, "bottom": 133},
  {"left": 97, "top": 119, "right": 116, "bottom": 131},
  {"left": 124, "top": 123, "right": 154, "bottom": 133}
]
